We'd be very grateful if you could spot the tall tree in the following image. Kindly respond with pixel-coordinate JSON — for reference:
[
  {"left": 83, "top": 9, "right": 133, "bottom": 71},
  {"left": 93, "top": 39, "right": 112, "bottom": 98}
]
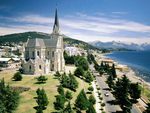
[
  {"left": 75, "top": 89, "right": 89, "bottom": 110},
  {"left": 129, "top": 83, "right": 141, "bottom": 102},
  {"left": 74, "top": 67, "right": 84, "bottom": 78},
  {"left": 0, "top": 78, "right": 20, "bottom": 113},
  {"left": 57, "top": 85, "right": 64, "bottom": 95},
  {"left": 35, "top": 88, "right": 49, "bottom": 112},
  {"left": 86, "top": 103, "right": 96, "bottom": 113},
  {"left": 63, "top": 101, "right": 73, "bottom": 113},
  {"left": 54, "top": 95, "right": 66, "bottom": 110},
  {"left": 84, "top": 71, "right": 93, "bottom": 83},
  {"left": 106, "top": 75, "right": 114, "bottom": 89},
  {"left": 69, "top": 72, "right": 78, "bottom": 91},
  {"left": 111, "top": 64, "right": 117, "bottom": 78},
  {"left": 113, "top": 75, "right": 132, "bottom": 113}
]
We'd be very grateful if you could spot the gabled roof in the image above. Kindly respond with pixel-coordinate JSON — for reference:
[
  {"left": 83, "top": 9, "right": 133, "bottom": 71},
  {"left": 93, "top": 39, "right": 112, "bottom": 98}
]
[
  {"left": 26, "top": 38, "right": 58, "bottom": 48},
  {"left": 26, "top": 38, "right": 45, "bottom": 47}
]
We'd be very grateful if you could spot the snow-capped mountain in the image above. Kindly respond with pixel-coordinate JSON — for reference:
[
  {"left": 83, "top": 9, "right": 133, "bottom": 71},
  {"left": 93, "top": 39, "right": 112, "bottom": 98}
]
[{"left": 89, "top": 41, "right": 150, "bottom": 50}]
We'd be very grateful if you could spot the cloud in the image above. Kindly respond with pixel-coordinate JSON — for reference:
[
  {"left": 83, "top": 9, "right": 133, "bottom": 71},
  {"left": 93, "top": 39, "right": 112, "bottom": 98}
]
[{"left": 0, "top": 13, "right": 150, "bottom": 44}]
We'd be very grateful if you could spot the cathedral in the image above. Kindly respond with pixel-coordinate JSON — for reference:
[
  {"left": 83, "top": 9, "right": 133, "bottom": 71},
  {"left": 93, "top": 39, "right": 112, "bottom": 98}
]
[{"left": 22, "top": 9, "right": 65, "bottom": 75}]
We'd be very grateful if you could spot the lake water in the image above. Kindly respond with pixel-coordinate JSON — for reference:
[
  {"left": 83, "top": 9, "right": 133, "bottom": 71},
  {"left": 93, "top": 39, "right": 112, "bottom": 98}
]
[{"left": 106, "top": 51, "right": 150, "bottom": 82}]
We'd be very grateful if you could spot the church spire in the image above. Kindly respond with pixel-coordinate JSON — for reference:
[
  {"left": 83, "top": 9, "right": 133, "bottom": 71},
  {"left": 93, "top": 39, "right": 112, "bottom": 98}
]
[{"left": 52, "top": 8, "right": 59, "bottom": 34}]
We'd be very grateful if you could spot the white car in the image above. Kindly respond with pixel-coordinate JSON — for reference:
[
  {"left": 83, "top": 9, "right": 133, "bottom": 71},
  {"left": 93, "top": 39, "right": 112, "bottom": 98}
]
[{"left": 105, "top": 92, "right": 109, "bottom": 97}]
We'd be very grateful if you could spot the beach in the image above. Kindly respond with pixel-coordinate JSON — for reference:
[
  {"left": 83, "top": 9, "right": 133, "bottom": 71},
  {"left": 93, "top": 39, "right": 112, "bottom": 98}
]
[{"left": 95, "top": 52, "right": 150, "bottom": 102}]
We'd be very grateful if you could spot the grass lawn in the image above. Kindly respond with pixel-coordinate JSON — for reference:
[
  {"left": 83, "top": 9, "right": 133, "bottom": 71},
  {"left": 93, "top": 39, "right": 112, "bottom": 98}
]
[{"left": 0, "top": 69, "right": 90, "bottom": 113}]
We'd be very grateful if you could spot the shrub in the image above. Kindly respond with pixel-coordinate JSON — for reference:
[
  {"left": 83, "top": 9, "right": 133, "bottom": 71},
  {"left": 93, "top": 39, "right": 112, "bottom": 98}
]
[
  {"left": 101, "top": 103, "right": 105, "bottom": 107},
  {"left": 89, "top": 95, "right": 96, "bottom": 105},
  {"left": 12, "top": 72, "right": 22, "bottom": 81},
  {"left": 88, "top": 86, "right": 94, "bottom": 92},
  {"left": 36, "top": 75, "right": 47, "bottom": 84}
]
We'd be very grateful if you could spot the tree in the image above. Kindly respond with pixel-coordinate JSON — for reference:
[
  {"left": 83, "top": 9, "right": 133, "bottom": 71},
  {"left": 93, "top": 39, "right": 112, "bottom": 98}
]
[
  {"left": 75, "top": 89, "right": 89, "bottom": 110},
  {"left": 113, "top": 75, "right": 132, "bottom": 113},
  {"left": 84, "top": 71, "right": 93, "bottom": 83},
  {"left": 75, "top": 57, "right": 89, "bottom": 71},
  {"left": 69, "top": 72, "right": 78, "bottom": 91},
  {"left": 106, "top": 75, "right": 114, "bottom": 89},
  {"left": 36, "top": 75, "right": 48, "bottom": 84},
  {"left": 57, "top": 85, "right": 64, "bottom": 95},
  {"left": 129, "top": 83, "right": 141, "bottom": 102},
  {"left": 144, "top": 103, "right": 150, "bottom": 113},
  {"left": 111, "top": 64, "right": 117, "bottom": 78},
  {"left": 88, "top": 86, "right": 94, "bottom": 92},
  {"left": 86, "top": 103, "right": 96, "bottom": 113},
  {"left": 35, "top": 88, "right": 49, "bottom": 112},
  {"left": 89, "top": 95, "right": 96, "bottom": 105},
  {"left": 65, "top": 90, "right": 72, "bottom": 100},
  {"left": 63, "top": 101, "right": 73, "bottom": 113},
  {"left": 74, "top": 67, "right": 84, "bottom": 78},
  {"left": 54, "top": 95, "right": 66, "bottom": 110},
  {"left": 0, "top": 78, "right": 20, "bottom": 113},
  {"left": 12, "top": 72, "right": 22, "bottom": 81}
]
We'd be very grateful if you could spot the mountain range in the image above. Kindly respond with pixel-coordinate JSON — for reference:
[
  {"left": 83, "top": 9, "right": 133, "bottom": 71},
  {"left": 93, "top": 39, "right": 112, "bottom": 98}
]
[{"left": 89, "top": 41, "right": 150, "bottom": 51}]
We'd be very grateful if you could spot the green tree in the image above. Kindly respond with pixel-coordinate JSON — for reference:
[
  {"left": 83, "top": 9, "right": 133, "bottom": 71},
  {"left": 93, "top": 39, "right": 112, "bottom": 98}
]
[
  {"left": 89, "top": 95, "right": 96, "bottom": 105},
  {"left": 75, "top": 57, "right": 89, "bottom": 71},
  {"left": 88, "top": 86, "right": 94, "bottom": 92},
  {"left": 75, "top": 89, "right": 89, "bottom": 110},
  {"left": 113, "top": 75, "right": 132, "bottom": 113},
  {"left": 37, "top": 75, "right": 48, "bottom": 84},
  {"left": 144, "top": 103, "right": 150, "bottom": 113},
  {"left": 65, "top": 90, "right": 72, "bottom": 100},
  {"left": 54, "top": 95, "right": 66, "bottom": 110},
  {"left": 129, "top": 83, "right": 141, "bottom": 102},
  {"left": 69, "top": 72, "right": 78, "bottom": 91},
  {"left": 111, "top": 64, "right": 117, "bottom": 78},
  {"left": 57, "top": 85, "right": 64, "bottom": 95},
  {"left": 12, "top": 72, "right": 22, "bottom": 81},
  {"left": 84, "top": 71, "right": 93, "bottom": 83},
  {"left": 35, "top": 88, "right": 49, "bottom": 112},
  {"left": 86, "top": 103, "right": 96, "bottom": 113},
  {"left": 63, "top": 101, "right": 73, "bottom": 113},
  {"left": 74, "top": 67, "right": 84, "bottom": 78},
  {"left": 0, "top": 78, "right": 20, "bottom": 113},
  {"left": 106, "top": 75, "right": 114, "bottom": 89}
]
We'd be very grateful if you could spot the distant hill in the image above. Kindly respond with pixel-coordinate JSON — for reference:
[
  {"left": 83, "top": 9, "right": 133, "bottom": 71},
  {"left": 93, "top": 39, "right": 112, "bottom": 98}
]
[
  {"left": 90, "top": 41, "right": 150, "bottom": 51},
  {"left": 0, "top": 32, "right": 99, "bottom": 50}
]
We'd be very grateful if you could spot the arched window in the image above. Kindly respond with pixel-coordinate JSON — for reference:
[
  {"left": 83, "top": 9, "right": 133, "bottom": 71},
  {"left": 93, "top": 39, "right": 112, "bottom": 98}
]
[
  {"left": 39, "top": 65, "right": 41, "bottom": 69},
  {"left": 29, "top": 65, "right": 31, "bottom": 70},
  {"left": 32, "top": 51, "right": 35, "bottom": 58},
  {"left": 37, "top": 51, "right": 40, "bottom": 56},
  {"left": 52, "top": 51, "right": 54, "bottom": 57}
]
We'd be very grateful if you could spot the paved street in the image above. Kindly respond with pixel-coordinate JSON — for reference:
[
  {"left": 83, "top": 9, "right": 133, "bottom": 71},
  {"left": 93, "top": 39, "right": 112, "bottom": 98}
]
[
  {"left": 90, "top": 64, "right": 141, "bottom": 113},
  {"left": 96, "top": 76, "right": 122, "bottom": 113}
]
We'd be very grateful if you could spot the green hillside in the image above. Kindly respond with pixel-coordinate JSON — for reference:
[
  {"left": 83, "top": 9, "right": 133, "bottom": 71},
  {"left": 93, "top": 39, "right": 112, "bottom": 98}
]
[{"left": 0, "top": 32, "right": 99, "bottom": 50}]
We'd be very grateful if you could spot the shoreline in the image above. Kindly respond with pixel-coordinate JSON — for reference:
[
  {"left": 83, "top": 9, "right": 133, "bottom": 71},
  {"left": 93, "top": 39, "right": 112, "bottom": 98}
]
[{"left": 97, "top": 53, "right": 150, "bottom": 90}]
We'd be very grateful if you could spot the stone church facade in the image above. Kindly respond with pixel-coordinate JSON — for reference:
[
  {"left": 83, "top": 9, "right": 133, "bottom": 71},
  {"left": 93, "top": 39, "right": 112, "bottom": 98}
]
[{"left": 22, "top": 9, "right": 65, "bottom": 75}]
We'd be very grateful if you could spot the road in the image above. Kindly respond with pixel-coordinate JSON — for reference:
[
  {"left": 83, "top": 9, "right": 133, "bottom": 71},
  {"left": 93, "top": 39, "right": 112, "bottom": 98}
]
[
  {"left": 96, "top": 76, "right": 122, "bottom": 113},
  {"left": 90, "top": 64, "right": 141, "bottom": 113}
]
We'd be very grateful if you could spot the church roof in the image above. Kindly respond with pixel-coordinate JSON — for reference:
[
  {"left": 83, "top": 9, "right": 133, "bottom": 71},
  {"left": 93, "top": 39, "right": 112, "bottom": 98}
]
[
  {"left": 26, "top": 38, "right": 58, "bottom": 48},
  {"left": 26, "top": 38, "right": 45, "bottom": 47}
]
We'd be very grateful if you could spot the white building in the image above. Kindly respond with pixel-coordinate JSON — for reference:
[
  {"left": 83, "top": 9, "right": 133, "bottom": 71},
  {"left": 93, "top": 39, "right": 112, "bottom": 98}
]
[{"left": 22, "top": 9, "right": 65, "bottom": 75}]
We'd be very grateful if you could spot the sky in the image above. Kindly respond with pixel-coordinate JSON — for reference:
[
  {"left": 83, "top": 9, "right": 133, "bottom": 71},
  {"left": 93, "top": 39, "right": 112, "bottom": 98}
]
[{"left": 0, "top": 0, "right": 150, "bottom": 44}]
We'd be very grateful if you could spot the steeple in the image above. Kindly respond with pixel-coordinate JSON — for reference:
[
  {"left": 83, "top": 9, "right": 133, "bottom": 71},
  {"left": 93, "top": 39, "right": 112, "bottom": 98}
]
[{"left": 52, "top": 8, "right": 60, "bottom": 34}]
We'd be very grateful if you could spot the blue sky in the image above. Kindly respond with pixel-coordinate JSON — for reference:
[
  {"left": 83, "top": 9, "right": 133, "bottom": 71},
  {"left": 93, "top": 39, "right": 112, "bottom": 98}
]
[{"left": 0, "top": 0, "right": 150, "bottom": 44}]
